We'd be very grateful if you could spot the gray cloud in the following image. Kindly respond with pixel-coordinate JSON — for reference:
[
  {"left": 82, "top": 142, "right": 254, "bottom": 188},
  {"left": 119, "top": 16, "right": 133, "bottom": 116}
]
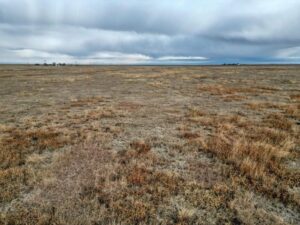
[{"left": 0, "top": 0, "right": 300, "bottom": 64}]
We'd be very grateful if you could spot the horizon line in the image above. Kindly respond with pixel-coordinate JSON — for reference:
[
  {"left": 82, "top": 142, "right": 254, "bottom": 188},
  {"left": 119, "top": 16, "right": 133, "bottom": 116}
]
[{"left": 1, "top": 63, "right": 300, "bottom": 66}]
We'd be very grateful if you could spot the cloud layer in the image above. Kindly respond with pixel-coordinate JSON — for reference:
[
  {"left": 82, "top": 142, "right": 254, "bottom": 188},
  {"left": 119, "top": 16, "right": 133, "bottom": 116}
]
[{"left": 0, "top": 0, "right": 300, "bottom": 64}]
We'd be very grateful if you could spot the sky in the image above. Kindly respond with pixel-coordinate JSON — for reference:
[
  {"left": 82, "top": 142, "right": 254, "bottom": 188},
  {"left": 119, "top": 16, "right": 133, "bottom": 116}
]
[{"left": 0, "top": 0, "right": 300, "bottom": 64}]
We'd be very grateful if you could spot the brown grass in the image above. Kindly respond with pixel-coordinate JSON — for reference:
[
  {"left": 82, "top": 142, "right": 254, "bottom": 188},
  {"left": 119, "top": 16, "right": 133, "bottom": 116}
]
[
  {"left": 230, "top": 192, "right": 289, "bottom": 225},
  {"left": 290, "top": 94, "right": 300, "bottom": 101},
  {"left": 130, "top": 140, "right": 151, "bottom": 154},
  {"left": 0, "top": 167, "right": 27, "bottom": 203},
  {"left": 198, "top": 83, "right": 273, "bottom": 96},
  {"left": 263, "top": 113, "right": 293, "bottom": 131},
  {"left": 0, "top": 128, "right": 68, "bottom": 169},
  {"left": 187, "top": 111, "right": 299, "bottom": 205},
  {"left": 0, "top": 65, "right": 299, "bottom": 224},
  {"left": 181, "top": 132, "right": 200, "bottom": 139}
]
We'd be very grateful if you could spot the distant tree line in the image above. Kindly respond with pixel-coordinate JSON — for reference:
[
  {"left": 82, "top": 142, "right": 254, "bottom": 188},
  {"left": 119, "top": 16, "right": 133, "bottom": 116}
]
[
  {"left": 222, "top": 63, "right": 240, "bottom": 66},
  {"left": 34, "top": 62, "right": 67, "bottom": 66}
]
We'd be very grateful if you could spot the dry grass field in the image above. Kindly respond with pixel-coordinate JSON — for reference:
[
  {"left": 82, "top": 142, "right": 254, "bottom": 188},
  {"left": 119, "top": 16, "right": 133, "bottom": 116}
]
[{"left": 0, "top": 65, "right": 299, "bottom": 224}]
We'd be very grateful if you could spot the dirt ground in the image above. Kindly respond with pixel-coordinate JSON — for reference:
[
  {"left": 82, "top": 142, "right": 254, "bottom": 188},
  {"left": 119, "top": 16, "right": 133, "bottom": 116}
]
[{"left": 0, "top": 65, "right": 299, "bottom": 224}]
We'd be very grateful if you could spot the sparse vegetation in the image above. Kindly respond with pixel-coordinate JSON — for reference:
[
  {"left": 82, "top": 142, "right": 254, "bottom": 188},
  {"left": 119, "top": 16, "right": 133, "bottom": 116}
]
[{"left": 0, "top": 65, "right": 299, "bottom": 224}]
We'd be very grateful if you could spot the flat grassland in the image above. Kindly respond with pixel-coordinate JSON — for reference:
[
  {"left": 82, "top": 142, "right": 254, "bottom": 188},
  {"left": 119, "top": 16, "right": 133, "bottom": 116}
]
[{"left": 0, "top": 65, "right": 299, "bottom": 224}]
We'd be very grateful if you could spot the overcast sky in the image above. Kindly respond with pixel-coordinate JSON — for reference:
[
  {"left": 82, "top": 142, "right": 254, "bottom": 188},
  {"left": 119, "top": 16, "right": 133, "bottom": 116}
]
[{"left": 0, "top": 0, "right": 300, "bottom": 64}]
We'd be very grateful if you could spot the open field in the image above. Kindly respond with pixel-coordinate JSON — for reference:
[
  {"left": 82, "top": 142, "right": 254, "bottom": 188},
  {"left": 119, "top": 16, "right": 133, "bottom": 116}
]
[{"left": 0, "top": 65, "right": 299, "bottom": 224}]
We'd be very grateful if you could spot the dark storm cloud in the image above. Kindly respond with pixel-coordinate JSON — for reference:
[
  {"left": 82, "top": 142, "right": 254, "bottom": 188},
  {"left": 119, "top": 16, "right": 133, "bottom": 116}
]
[{"left": 0, "top": 0, "right": 300, "bottom": 64}]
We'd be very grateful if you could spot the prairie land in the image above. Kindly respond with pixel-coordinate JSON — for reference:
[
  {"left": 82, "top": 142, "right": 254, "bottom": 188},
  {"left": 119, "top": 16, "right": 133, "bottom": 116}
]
[{"left": 0, "top": 65, "right": 299, "bottom": 224}]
